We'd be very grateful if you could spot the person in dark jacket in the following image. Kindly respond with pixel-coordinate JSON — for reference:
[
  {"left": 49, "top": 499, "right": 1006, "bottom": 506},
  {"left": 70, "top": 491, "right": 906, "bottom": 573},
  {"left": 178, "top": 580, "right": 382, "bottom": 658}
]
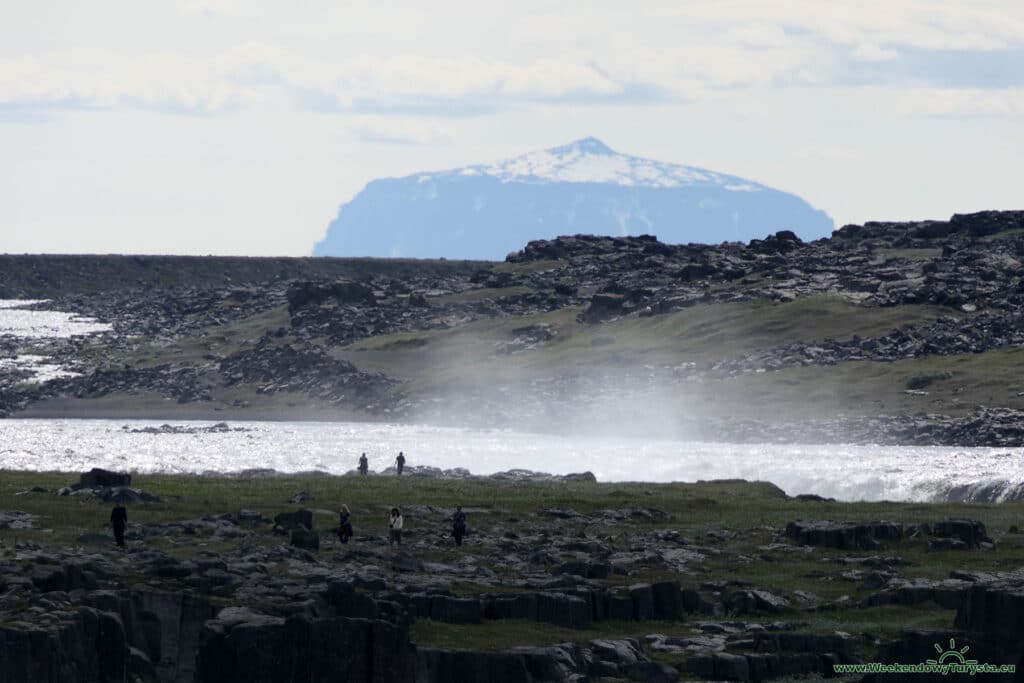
[
  {"left": 395, "top": 452, "right": 406, "bottom": 475},
  {"left": 338, "top": 504, "right": 353, "bottom": 544},
  {"left": 452, "top": 505, "right": 467, "bottom": 547},
  {"left": 358, "top": 453, "right": 368, "bottom": 476},
  {"left": 110, "top": 502, "right": 128, "bottom": 547}
]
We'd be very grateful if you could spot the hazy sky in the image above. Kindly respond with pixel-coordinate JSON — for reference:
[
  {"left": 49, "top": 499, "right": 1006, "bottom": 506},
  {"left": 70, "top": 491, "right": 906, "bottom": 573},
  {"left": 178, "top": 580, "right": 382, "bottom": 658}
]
[{"left": 1, "top": 1, "right": 1022, "bottom": 255}]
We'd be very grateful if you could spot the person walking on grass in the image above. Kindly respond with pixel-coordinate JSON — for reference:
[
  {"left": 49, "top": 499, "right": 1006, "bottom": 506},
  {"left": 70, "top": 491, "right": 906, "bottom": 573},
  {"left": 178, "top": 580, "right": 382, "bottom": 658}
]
[
  {"left": 452, "top": 505, "right": 467, "bottom": 547},
  {"left": 358, "top": 453, "right": 368, "bottom": 476},
  {"left": 395, "top": 452, "right": 406, "bottom": 475},
  {"left": 110, "top": 502, "right": 128, "bottom": 548},
  {"left": 388, "top": 507, "right": 403, "bottom": 545},
  {"left": 338, "top": 505, "right": 353, "bottom": 544}
]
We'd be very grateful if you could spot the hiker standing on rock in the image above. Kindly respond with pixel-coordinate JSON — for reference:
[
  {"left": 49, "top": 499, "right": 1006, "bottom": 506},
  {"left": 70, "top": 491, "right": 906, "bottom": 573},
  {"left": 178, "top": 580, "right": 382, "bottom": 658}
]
[
  {"left": 358, "top": 453, "right": 368, "bottom": 476},
  {"left": 395, "top": 452, "right": 406, "bottom": 475},
  {"left": 388, "top": 507, "right": 403, "bottom": 545},
  {"left": 452, "top": 505, "right": 467, "bottom": 547},
  {"left": 338, "top": 505, "right": 353, "bottom": 544},
  {"left": 110, "top": 502, "right": 128, "bottom": 548}
]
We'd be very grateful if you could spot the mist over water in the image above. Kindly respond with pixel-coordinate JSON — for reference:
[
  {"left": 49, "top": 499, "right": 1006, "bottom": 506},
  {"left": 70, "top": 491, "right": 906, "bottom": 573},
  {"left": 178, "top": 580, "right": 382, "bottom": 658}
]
[{"left": 1, "top": 418, "right": 1022, "bottom": 502}]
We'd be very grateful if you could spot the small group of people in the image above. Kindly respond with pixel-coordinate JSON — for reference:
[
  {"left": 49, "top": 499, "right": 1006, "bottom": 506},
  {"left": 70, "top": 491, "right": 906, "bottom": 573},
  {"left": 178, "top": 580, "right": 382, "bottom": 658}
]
[
  {"left": 109, "top": 500, "right": 467, "bottom": 550},
  {"left": 356, "top": 451, "right": 406, "bottom": 476},
  {"left": 106, "top": 451, "right": 461, "bottom": 552},
  {"left": 336, "top": 504, "right": 467, "bottom": 547}
]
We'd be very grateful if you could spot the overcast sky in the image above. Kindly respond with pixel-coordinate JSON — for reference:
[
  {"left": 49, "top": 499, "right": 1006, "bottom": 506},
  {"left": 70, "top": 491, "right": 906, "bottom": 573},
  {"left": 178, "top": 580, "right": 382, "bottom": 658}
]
[{"left": 1, "top": 1, "right": 1022, "bottom": 255}]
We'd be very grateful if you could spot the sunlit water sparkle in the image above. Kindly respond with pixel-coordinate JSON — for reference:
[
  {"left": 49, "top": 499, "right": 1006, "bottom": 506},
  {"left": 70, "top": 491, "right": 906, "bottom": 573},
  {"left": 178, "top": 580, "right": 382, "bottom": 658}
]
[
  {"left": 0, "top": 300, "right": 112, "bottom": 339},
  {"left": 0, "top": 300, "right": 111, "bottom": 383},
  {"left": 1, "top": 418, "right": 1022, "bottom": 502},
  {"left": 2, "top": 300, "right": 1021, "bottom": 502}
]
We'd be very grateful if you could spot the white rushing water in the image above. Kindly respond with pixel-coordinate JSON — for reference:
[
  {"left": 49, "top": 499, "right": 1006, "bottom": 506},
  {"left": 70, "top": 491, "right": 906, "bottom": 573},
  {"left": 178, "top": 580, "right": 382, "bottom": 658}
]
[
  {"left": 0, "top": 418, "right": 1022, "bottom": 502},
  {"left": 0, "top": 299, "right": 112, "bottom": 383},
  {"left": 2, "top": 299, "right": 1021, "bottom": 502},
  {"left": 0, "top": 300, "right": 112, "bottom": 339}
]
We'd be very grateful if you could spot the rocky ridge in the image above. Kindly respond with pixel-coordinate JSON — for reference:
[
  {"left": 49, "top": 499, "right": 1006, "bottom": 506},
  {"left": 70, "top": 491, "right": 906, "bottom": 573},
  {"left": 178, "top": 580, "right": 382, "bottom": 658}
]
[{"left": 4, "top": 210, "right": 1024, "bottom": 445}]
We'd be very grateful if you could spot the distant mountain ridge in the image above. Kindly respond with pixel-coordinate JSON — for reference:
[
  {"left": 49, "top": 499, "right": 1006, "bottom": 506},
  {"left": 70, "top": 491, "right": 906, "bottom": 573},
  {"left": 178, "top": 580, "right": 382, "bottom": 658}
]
[
  {"left": 457, "top": 136, "right": 765, "bottom": 189},
  {"left": 314, "top": 137, "right": 834, "bottom": 259}
]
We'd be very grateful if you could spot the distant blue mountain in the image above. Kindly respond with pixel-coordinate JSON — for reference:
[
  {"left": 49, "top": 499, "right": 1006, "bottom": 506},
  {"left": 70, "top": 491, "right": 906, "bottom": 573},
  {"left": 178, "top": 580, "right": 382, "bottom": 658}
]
[{"left": 314, "top": 137, "right": 834, "bottom": 259}]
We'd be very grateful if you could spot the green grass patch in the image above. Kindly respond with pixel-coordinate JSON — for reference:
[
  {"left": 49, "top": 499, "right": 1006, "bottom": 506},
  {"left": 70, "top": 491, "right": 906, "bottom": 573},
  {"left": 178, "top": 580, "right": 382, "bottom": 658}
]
[
  {"left": 905, "top": 371, "right": 954, "bottom": 390},
  {"left": 430, "top": 287, "right": 534, "bottom": 305},
  {"left": 490, "top": 260, "right": 565, "bottom": 275},
  {"left": 876, "top": 248, "right": 942, "bottom": 262}
]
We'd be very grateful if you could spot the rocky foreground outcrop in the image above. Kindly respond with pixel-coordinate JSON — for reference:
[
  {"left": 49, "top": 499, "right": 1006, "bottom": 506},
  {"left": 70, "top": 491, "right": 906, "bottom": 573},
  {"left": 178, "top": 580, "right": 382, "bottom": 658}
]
[{"left": 3, "top": 470, "right": 1024, "bottom": 682}]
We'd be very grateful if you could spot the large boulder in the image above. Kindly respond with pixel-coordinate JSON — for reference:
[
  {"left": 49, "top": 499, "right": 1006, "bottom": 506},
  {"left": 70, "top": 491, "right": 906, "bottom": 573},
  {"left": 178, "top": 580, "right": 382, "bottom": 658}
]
[
  {"left": 536, "top": 593, "right": 592, "bottom": 629},
  {"left": 100, "top": 487, "right": 161, "bottom": 503},
  {"left": 724, "top": 589, "right": 790, "bottom": 615},
  {"left": 650, "top": 580, "right": 685, "bottom": 620},
  {"left": 630, "top": 584, "right": 655, "bottom": 620},
  {"left": 785, "top": 520, "right": 902, "bottom": 550},
  {"left": 0, "top": 511, "right": 36, "bottom": 529},
  {"left": 955, "top": 577, "right": 1024, "bottom": 642},
  {"left": 604, "top": 592, "right": 635, "bottom": 621},
  {"left": 685, "top": 652, "right": 749, "bottom": 682},
  {"left": 590, "top": 638, "right": 679, "bottom": 680},
  {"left": 391, "top": 550, "right": 425, "bottom": 573},
  {"left": 950, "top": 210, "right": 1024, "bottom": 237},
  {"left": 623, "top": 661, "right": 680, "bottom": 682},
  {"left": 289, "top": 527, "right": 320, "bottom": 551},
  {"left": 580, "top": 292, "right": 626, "bottom": 323},
  {"left": 511, "top": 643, "right": 589, "bottom": 682},
  {"left": 932, "top": 518, "right": 992, "bottom": 549},
  {"left": 79, "top": 468, "right": 132, "bottom": 489},
  {"left": 486, "top": 594, "right": 540, "bottom": 621},
  {"left": 325, "top": 581, "right": 380, "bottom": 620},
  {"left": 752, "top": 631, "right": 858, "bottom": 661},
  {"left": 553, "top": 560, "right": 612, "bottom": 579},
  {"left": 0, "top": 607, "right": 124, "bottom": 683},
  {"left": 197, "top": 611, "right": 416, "bottom": 683},
  {"left": 416, "top": 649, "right": 533, "bottom": 683},
  {"left": 273, "top": 509, "right": 313, "bottom": 534},
  {"left": 286, "top": 280, "right": 376, "bottom": 312}
]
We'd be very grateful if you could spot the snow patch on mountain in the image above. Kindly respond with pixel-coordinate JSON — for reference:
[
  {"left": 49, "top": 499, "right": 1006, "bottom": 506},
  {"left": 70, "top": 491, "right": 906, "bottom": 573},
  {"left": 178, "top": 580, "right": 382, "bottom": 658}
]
[{"left": 447, "top": 137, "right": 765, "bottom": 191}]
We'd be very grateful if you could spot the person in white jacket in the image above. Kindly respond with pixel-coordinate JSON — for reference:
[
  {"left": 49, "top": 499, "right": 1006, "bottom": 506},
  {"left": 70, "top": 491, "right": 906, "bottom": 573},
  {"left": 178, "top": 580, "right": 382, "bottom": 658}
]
[{"left": 388, "top": 507, "right": 404, "bottom": 545}]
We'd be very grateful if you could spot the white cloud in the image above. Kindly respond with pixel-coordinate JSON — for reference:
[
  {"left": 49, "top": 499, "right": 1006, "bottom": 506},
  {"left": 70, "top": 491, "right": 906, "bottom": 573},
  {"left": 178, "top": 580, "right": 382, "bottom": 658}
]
[
  {"left": 674, "top": 0, "right": 1024, "bottom": 52},
  {"left": 1, "top": 1, "right": 1022, "bottom": 116},
  {"left": 0, "top": 51, "right": 267, "bottom": 114},
  {"left": 892, "top": 87, "right": 1024, "bottom": 118},
  {"left": 853, "top": 43, "right": 900, "bottom": 62},
  {"left": 788, "top": 143, "right": 870, "bottom": 162},
  {"left": 0, "top": 48, "right": 628, "bottom": 116},
  {"left": 183, "top": 0, "right": 241, "bottom": 18},
  {"left": 349, "top": 118, "right": 453, "bottom": 146},
  {"left": 320, "top": 55, "right": 623, "bottom": 107}
]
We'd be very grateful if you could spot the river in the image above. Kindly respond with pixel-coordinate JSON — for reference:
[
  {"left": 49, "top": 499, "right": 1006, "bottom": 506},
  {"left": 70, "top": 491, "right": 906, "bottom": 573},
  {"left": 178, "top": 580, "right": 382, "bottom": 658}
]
[
  {"left": 0, "top": 417, "right": 1022, "bottom": 502},
  {"left": 2, "top": 299, "right": 1022, "bottom": 503}
]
